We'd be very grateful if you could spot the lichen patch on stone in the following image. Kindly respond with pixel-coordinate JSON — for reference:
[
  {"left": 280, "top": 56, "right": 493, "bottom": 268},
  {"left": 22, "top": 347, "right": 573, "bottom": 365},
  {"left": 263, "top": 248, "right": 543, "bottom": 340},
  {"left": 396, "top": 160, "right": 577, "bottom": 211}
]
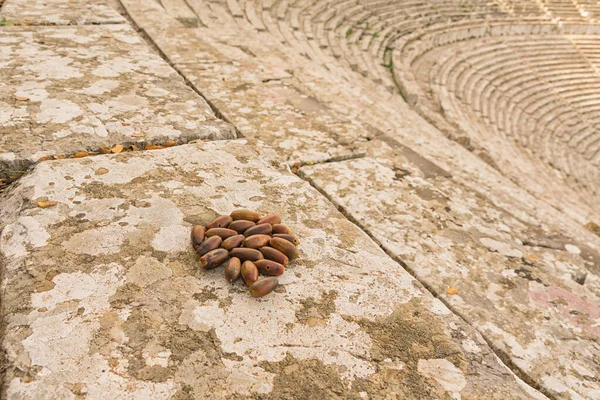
[{"left": 0, "top": 140, "right": 537, "bottom": 398}]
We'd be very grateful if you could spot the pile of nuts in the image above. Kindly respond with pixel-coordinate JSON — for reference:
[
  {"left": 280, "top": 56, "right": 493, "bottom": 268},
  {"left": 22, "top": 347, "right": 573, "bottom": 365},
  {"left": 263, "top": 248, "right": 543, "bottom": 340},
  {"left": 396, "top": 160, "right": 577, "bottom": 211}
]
[{"left": 191, "top": 210, "right": 299, "bottom": 297}]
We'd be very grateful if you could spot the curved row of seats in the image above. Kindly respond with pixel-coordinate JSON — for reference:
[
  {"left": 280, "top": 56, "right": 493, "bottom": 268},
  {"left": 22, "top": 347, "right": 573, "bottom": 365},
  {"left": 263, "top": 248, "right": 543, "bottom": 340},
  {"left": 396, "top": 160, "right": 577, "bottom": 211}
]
[
  {"left": 158, "top": 0, "right": 600, "bottom": 201},
  {"left": 410, "top": 31, "right": 600, "bottom": 194}
]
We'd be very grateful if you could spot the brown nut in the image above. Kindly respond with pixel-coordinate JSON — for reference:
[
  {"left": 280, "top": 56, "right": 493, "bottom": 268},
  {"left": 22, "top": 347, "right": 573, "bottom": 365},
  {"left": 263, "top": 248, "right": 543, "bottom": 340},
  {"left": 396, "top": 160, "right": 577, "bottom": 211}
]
[
  {"left": 222, "top": 234, "right": 245, "bottom": 250},
  {"left": 269, "top": 237, "right": 298, "bottom": 260},
  {"left": 272, "top": 224, "right": 293, "bottom": 235},
  {"left": 257, "top": 214, "right": 281, "bottom": 225},
  {"left": 255, "top": 259, "right": 285, "bottom": 276},
  {"left": 199, "top": 248, "right": 229, "bottom": 269},
  {"left": 231, "top": 209, "right": 261, "bottom": 222},
  {"left": 191, "top": 225, "right": 205, "bottom": 249},
  {"left": 244, "top": 223, "right": 273, "bottom": 237},
  {"left": 259, "top": 247, "right": 289, "bottom": 266},
  {"left": 196, "top": 235, "right": 222, "bottom": 256},
  {"left": 241, "top": 260, "right": 259, "bottom": 285},
  {"left": 206, "top": 228, "right": 238, "bottom": 239},
  {"left": 225, "top": 257, "right": 241, "bottom": 283},
  {"left": 249, "top": 277, "right": 279, "bottom": 297},
  {"left": 229, "top": 220, "right": 256, "bottom": 234},
  {"left": 206, "top": 215, "right": 233, "bottom": 229},
  {"left": 272, "top": 234, "right": 300, "bottom": 246},
  {"left": 230, "top": 248, "right": 264, "bottom": 262},
  {"left": 242, "top": 234, "right": 271, "bottom": 249}
]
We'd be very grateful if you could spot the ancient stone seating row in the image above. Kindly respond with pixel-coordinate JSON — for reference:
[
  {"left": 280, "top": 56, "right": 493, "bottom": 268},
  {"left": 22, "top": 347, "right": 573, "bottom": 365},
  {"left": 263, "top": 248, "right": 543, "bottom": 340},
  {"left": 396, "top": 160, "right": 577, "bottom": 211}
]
[
  {"left": 437, "top": 37, "right": 600, "bottom": 163},
  {"left": 413, "top": 33, "right": 600, "bottom": 198},
  {"left": 494, "top": 0, "right": 548, "bottom": 16},
  {"left": 217, "top": 0, "right": 533, "bottom": 92},
  {"left": 383, "top": 17, "right": 600, "bottom": 201},
  {"left": 153, "top": 0, "right": 600, "bottom": 207}
]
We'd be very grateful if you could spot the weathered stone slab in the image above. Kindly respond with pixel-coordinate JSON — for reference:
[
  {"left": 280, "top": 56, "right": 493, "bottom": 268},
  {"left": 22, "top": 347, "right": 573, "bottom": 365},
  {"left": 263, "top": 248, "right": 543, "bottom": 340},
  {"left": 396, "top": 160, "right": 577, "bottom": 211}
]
[
  {"left": 118, "top": 1, "right": 370, "bottom": 164},
  {"left": 0, "top": 140, "right": 542, "bottom": 399},
  {"left": 0, "top": 0, "right": 126, "bottom": 25},
  {"left": 0, "top": 24, "right": 235, "bottom": 176},
  {"left": 300, "top": 156, "right": 600, "bottom": 399},
  {"left": 178, "top": 61, "right": 369, "bottom": 165}
]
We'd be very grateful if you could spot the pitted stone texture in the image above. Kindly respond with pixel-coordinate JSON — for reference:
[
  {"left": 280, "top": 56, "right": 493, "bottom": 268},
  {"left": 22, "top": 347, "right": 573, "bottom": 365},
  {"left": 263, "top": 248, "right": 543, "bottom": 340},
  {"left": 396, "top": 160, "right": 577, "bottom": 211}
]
[
  {"left": 0, "top": 140, "right": 541, "bottom": 399},
  {"left": 0, "top": 0, "right": 126, "bottom": 25},
  {"left": 0, "top": 24, "right": 235, "bottom": 175},
  {"left": 300, "top": 156, "right": 600, "bottom": 399}
]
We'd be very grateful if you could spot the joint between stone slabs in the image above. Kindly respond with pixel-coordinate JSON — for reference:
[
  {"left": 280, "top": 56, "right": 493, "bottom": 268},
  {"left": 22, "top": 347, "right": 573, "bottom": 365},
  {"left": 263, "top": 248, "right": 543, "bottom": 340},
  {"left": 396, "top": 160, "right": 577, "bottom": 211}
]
[
  {"left": 289, "top": 152, "right": 367, "bottom": 173},
  {"left": 115, "top": 0, "right": 243, "bottom": 138},
  {"left": 296, "top": 168, "right": 552, "bottom": 399},
  {"left": 0, "top": 20, "right": 126, "bottom": 27},
  {"left": 0, "top": 136, "right": 234, "bottom": 192}
]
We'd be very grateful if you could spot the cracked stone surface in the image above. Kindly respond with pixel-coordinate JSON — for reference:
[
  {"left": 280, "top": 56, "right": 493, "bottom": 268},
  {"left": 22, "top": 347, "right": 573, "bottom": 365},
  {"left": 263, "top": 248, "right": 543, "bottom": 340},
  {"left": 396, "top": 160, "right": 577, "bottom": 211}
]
[
  {"left": 0, "top": 24, "right": 235, "bottom": 176},
  {"left": 0, "top": 140, "right": 544, "bottom": 399},
  {"left": 300, "top": 156, "right": 600, "bottom": 399},
  {"left": 0, "top": 0, "right": 126, "bottom": 25}
]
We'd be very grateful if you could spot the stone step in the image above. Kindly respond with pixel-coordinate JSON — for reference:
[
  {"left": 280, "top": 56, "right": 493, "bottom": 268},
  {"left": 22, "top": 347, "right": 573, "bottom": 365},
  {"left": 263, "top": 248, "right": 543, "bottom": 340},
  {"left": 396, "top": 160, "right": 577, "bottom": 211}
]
[
  {"left": 121, "top": 0, "right": 371, "bottom": 165},
  {"left": 0, "top": 0, "right": 126, "bottom": 25},
  {"left": 0, "top": 139, "right": 541, "bottom": 399},
  {"left": 0, "top": 24, "right": 235, "bottom": 179},
  {"left": 300, "top": 155, "right": 600, "bottom": 400}
]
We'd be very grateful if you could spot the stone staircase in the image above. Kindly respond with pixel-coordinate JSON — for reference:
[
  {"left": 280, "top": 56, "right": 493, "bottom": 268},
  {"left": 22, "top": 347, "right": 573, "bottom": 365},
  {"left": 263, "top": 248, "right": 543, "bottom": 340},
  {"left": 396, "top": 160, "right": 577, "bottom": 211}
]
[{"left": 1, "top": 0, "right": 600, "bottom": 399}]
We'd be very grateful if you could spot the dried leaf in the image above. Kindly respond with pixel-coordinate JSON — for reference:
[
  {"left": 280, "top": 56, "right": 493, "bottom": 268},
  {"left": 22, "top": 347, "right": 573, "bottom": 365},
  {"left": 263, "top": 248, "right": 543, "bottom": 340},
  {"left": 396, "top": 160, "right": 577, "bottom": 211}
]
[
  {"left": 53, "top": 155, "right": 66, "bottom": 160},
  {"left": 37, "top": 156, "right": 52, "bottom": 162},
  {"left": 145, "top": 144, "right": 164, "bottom": 150},
  {"left": 15, "top": 96, "right": 29, "bottom": 101},
  {"left": 122, "top": 121, "right": 132, "bottom": 126},
  {"left": 164, "top": 140, "right": 176, "bottom": 147},
  {"left": 111, "top": 144, "right": 124, "bottom": 153},
  {"left": 71, "top": 151, "right": 89, "bottom": 159},
  {"left": 37, "top": 200, "right": 57, "bottom": 208},
  {"left": 95, "top": 168, "right": 109, "bottom": 176},
  {"left": 446, "top": 287, "right": 459, "bottom": 295},
  {"left": 98, "top": 146, "right": 111, "bottom": 154}
]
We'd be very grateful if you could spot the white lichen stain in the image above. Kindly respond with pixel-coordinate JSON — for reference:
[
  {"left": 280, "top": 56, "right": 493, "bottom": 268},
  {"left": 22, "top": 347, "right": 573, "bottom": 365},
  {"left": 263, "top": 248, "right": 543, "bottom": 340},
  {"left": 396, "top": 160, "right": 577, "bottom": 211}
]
[
  {"left": 564, "top": 244, "right": 581, "bottom": 254},
  {"left": 461, "top": 338, "right": 482, "bottom": 354},
  {"left": 0, "top": 216, "right": 52, "bottom": 260},
  {"left": 417, "top": 358, "right": 467, "bottom": 394},
  {"left": 24, "top": 55, "right": 83, "bottom": 80},
  {"left": 38, "top": 99, "right": 84, "bottom": 124},
  {"left": 92, "top": 57, "right": 138, "bottom": 78},
  {"left": 429, "top": 298, "right": 452, "bottom": 316},
  {"left": 79, "top": 79, "right": 120, "bottom": 96},
  {"left": 479, "top": 237, "right": 523, "bottom": 258},
  {"left": 0, "top": 101, "right": 15, "bottom": 124}
]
